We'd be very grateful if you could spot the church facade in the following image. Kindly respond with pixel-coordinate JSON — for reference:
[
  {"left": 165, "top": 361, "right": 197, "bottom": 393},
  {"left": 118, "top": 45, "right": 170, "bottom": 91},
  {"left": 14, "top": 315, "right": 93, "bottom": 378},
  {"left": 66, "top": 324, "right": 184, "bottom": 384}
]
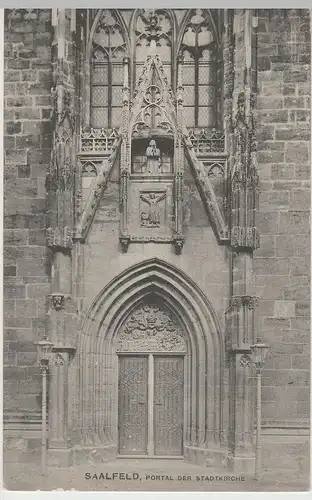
[{"left": 3, "top": 9, "right": 310, "bottom": 478}]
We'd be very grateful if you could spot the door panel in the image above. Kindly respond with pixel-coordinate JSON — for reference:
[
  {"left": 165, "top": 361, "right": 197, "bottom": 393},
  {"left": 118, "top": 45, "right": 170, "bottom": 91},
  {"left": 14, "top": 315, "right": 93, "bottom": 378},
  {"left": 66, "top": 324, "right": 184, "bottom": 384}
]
[
  {"left": 118, "top": 355, "right": 148, "bottom": 455},
  {"left": 154, "top": 356, "right": 184, "bottom": 455}
]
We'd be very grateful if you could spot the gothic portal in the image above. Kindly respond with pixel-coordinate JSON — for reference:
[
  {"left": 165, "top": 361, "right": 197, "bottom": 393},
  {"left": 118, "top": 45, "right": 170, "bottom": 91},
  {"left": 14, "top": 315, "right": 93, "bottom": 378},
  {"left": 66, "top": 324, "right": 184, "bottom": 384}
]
[
  {"left": 4, "top": 8, "right": 310, "bottom": 481},
  {"left": 76, "top": 260, "right": 224, "bottom": 466},
  {"left": 43, "top": 8, "right": 258, "bottom": 471}
]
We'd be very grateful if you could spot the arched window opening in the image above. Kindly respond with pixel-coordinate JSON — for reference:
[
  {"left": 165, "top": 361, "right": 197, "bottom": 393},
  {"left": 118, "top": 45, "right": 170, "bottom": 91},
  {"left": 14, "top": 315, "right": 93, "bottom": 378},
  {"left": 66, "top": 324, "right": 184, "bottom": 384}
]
[
  {"left": 90, "top": 10, "right": 127, "bottom": 129},
  {"left": 180, "top": 9, "right": 220, "bottom": 129}
]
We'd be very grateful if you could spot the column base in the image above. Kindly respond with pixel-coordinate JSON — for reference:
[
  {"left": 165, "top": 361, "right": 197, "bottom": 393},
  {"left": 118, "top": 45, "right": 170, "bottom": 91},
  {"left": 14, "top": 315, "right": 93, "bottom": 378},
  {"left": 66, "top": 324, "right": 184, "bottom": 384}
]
[
  {"left": 227, "top": 453, "right": 255, "bottom": 475},
  {"left": 47, "top": 447, "right": 73, "bottom": 467},
  {"left": 73, "top": 444, "right": 117, "bottom": 465},
  {"left": 184, "top": 445, "right": 228, "bottom": 468}
]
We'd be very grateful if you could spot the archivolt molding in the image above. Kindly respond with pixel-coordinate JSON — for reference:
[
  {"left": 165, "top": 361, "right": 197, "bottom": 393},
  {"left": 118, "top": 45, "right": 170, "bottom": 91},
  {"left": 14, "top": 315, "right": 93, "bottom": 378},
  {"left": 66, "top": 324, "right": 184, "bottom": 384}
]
[{"left": 76, "top": 258, "right": 224, "bottom": 449}]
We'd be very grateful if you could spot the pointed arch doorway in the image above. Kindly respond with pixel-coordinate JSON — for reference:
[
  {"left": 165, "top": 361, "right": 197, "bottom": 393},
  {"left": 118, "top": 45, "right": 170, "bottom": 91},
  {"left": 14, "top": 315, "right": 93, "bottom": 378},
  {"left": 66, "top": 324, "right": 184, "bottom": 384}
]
[
  {"left": 77, "top": 259, "right": 225, "bottom": 466},
  {"left": 116, "top": 299, "right": 187, "bottom": 458}
]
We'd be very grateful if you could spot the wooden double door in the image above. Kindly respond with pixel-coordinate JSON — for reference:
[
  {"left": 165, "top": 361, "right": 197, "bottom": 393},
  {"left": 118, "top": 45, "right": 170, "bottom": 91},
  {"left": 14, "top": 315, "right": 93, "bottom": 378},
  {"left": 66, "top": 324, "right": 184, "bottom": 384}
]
[{"left": 118, "top": 354, "right": 184, "bottom": 457}]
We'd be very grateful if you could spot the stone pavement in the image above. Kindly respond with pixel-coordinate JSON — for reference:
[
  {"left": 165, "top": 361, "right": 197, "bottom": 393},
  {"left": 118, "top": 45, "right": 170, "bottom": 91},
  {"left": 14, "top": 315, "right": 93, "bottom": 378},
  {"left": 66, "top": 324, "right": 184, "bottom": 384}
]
[{"left": 3, "top": 458, "right": 310, "bottom": 492}]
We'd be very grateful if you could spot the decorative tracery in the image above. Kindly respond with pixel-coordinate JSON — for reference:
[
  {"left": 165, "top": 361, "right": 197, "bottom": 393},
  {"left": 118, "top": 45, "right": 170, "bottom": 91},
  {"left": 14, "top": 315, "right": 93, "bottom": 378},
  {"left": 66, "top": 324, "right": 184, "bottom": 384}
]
[
  {"left": 90, "top": 10, "right": 127, "bottom": 129},
  {"left": 180, "top": 9, "right": 220, "bottom": 129},
  {"left": 133, "top": 9, "right": 174, "bottom": 86}
]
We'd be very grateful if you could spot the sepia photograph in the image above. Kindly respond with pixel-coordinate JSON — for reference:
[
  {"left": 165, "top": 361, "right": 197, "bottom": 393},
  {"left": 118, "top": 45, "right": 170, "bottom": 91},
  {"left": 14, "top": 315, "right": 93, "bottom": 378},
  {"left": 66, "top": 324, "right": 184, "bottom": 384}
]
[{"left": 2, "top": 7, "right": 311, "bottom": 492}]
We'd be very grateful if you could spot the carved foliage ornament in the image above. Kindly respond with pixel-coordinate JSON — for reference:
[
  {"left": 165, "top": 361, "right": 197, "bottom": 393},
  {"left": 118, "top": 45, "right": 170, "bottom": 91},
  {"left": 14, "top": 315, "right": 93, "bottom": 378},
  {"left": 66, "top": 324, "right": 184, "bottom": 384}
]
[
  {"left": 53, "top": 353, "right": 65, "bottom": 366},
  {"left": 135, "top": 9, "right": 172, "bottom": 49},
  {"left": 52, "top": 293, "right": 65, "bottom": 310},
  {"left": 240, "top": 355, "right": 250, "bottom": 368},
  {"left": 117, "top": 303, "right": 186, "bottom": 352}
]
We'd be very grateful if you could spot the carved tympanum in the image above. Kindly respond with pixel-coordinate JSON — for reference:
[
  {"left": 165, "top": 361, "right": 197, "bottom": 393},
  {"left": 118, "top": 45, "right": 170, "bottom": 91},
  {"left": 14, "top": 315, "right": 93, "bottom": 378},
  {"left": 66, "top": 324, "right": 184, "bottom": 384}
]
[{"left": 117, "top": 302, "right": 186, "bottom": 352}]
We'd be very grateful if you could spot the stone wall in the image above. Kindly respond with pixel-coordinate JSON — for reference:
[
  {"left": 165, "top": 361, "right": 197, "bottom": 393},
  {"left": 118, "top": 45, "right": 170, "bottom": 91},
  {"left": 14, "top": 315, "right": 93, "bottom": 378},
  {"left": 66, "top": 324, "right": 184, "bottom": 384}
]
[
  {"left": 255, "top": 9, "right": 310, "bottom": 427},
  {"left": 3, "top": 8, "right": 310, "bottom": 473},
  {"left": 4, "top": 9, "right": 52, "bottom": 424},
  {"left": 80, "top": 161, "right": 229, "bottom": 325}
]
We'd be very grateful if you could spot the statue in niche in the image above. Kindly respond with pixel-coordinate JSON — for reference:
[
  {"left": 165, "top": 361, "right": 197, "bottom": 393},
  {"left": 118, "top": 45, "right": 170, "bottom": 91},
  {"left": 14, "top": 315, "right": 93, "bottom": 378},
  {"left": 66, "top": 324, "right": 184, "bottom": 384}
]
[
  {"left": 132, "top": 139, "right": 172, "bottom": 174},
  {"left": 145, "top": 139, "right": 161, "bottom": 174},
  {"left": 140, "top": 192, "right": 166, "bottom": 228}
]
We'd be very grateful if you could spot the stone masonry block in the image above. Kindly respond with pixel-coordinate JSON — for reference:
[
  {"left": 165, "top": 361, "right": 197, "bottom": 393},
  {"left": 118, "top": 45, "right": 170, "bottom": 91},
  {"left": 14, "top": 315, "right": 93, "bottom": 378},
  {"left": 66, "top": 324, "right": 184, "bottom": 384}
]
[
  {"left": 278, "top": 211, "right": 310, "bottom": 234},
  {"left": 262, "top": 370, "right": 309, "bottom": 388},
  {"left": 258, "top": 110, "right": 288, "bottom": 123},
  {"left": 15, "top": 299, "right": 37, "bottom": 318},
  {"left": 254, "top": 258, "right": 289, "bottom": 276},
  {"left": 257, "top": 96, "right": 283, "bottom": 108},
  {"left": 17, "top": 352, "right": 38, "bottom": 366},
  {"left": 254, "top": 235, "right": 276, "bottom": 258},
  {"left": 290, "top": 190, "right": 310, "bottom": 211},
  {"left": 258, "top": 151, "right": 285, "bottom": 163},
  {"left": 274, "top": 300, "right": 295, "bottom": 318},
  {"left": 284, "top": 286, "right": 310, "bottom": 301},
  {"left": 284, "top": 97, "right": 306, "bottom": 108},
  {"left": 6, "top": 121, "right": 21, "bottom": 134},
  {"left": 4, "top": 284, "right": 26, "bottom": 300},
  {"left": 276, "top": 234, "right": 310, "bottom": 257},
  {"left": 5, "top": 148, "right": 28, "bottom": 163},
  {"left": 16, "top": 258, "right": 46, "bottom": 277},
  {"left": 289, "top": 257, "right": 310, "bottom": 276},
  {"left": 271, "top": 164, "right": 294, "bottom": 179},
  {"left": 14, "top": 107, "right": 41, "bottom": 120},
  {"left": 285, "top": 143, "right": 310, "bottom": 163},
  {"left": 292, "top": 355, "right": 310, "bottom": 369},
  {"left": 4, "top": 328, "right": 34, "bottom": 343},
  {"left": 260, "top": 190, "right": 289, "bottom": 211},
  {"left": 5, "top": 317, "right": 32, "bottom": 329},
  {"left": 4, "top": 266, "right": 16, "bottom": 277},
  {"left": 284, "top": 70, "right": 309, "bottom": 83},
  {"left": 5, "top": 178, "right": 38, "bottom": 198},
  {"left": 295, "top": 300, "right": 310, "bottom": 317},
  {"left": 257, "top": 125, "right": 275, "bottom": 141},
  {"left": 258, "top": 212, "right": 278, "bottom": 234},
  {"left": 27, "top": 230, "right": 46, "bottom": 246}
]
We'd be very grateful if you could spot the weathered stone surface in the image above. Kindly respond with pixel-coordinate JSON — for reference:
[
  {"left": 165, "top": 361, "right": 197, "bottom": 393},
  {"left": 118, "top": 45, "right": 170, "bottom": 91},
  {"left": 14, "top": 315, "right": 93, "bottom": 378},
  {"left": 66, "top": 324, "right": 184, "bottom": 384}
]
[
  {"left": 3, "top": 8, "right": 310, "bottom": 476},
  {"left": 3, "top": 8, "right": 52, "bottom": 418},
  {"left": 278, "top": 212, "right": 310, "bottom": 234},
  {"left": 256, "top": 7, "right": 310, "bottom": 439},
  {"left": 274, "top": 300, "right": 295, "bottom": 318}
]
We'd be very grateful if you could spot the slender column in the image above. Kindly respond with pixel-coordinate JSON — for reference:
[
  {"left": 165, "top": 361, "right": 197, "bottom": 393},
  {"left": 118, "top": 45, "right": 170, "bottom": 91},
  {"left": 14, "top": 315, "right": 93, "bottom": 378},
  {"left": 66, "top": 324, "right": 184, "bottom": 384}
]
[
  {"left": 147, "top": 354, "right": 154, "bottom": 456},
  {"left": 173, "top": 54, "right": 185, "bottom": 254},
  {"left": 45, "top": 9, "right": 77, "bottom": 467},
  {"left": 119, "top": 56, "right": 131, "bottom": 252},
  {"left": 255, "top": 370, "right": 261, "bottom": 480},
  {"left": 40, "top": 360, "right": 49, "bottom": 475},
  {"left": 226, "top": 9, "right": 259, "bottom": 474},
  {"left": 48, "top": 349, "right": 74, "bottom": 466}
]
